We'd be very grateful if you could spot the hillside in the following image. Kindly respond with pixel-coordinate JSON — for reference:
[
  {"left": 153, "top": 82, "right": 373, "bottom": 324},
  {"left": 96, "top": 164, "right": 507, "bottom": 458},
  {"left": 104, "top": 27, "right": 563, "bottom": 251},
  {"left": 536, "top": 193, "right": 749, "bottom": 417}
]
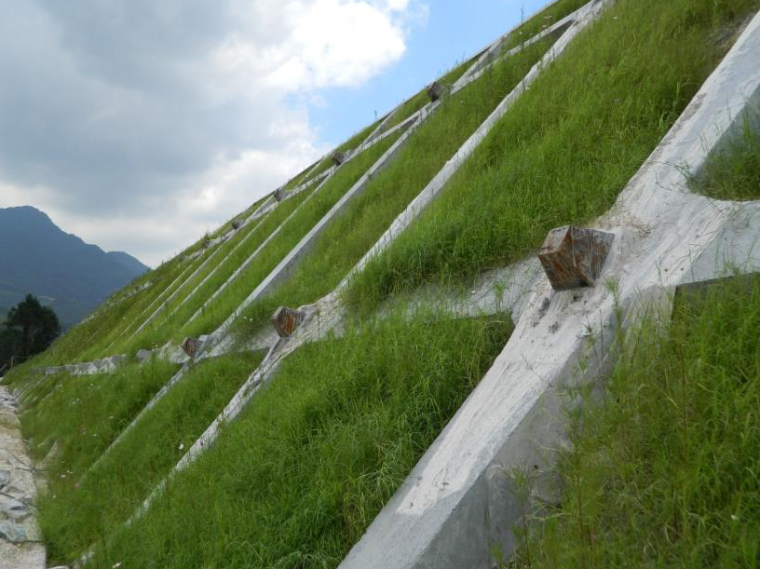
[
  {"left": 2, "top": 0, "right": 760, "bottom": 568},
  {"left": 0, "top": 206, "right": 149, "bottom": 326}
]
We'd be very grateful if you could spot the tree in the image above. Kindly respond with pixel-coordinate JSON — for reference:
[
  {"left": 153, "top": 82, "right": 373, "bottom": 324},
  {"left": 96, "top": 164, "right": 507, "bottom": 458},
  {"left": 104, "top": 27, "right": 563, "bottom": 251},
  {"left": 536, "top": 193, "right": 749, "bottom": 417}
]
[{"left": 2, "top": 294, "right": 60, "bottom": 365}]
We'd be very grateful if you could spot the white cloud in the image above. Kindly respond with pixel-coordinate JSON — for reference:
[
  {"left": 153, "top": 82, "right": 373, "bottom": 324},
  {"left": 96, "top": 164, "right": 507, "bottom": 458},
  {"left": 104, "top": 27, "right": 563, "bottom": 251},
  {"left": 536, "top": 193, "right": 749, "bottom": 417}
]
[{"left": 0, "top": 0, "right": 421, "bottom": 266}]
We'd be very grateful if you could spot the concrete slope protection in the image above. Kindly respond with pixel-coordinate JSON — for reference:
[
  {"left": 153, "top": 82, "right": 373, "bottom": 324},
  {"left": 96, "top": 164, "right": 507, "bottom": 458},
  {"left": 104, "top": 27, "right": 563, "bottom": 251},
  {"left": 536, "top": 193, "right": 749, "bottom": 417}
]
[{"left": 3, "top": 0, "right": 760, "bottom": 567}]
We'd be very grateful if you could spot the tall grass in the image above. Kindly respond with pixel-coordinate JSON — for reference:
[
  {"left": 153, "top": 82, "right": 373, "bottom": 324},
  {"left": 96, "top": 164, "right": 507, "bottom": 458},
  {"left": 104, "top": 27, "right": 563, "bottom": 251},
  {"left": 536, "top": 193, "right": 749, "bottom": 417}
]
[
  {"left": 178, "top": 130, "right": 402, "bottom": 341},
  {"left": 234, "top": 34, "right": 557, "bottom": 339},
  {"left": 692, "top": 112, "right": 760, "bottom": 201},
  {"left": 85, "top": 311, "right": 512, "bottom": 569},
  {"left": 513, "top": 278, "right": 760, "bottom": 568},
  {"left": 39, "top": 352, "right": 263, "bottom": 565},
  {"left": 20, "top": 359, "right": 180, "bottom": 476},
  {"left": 346, "top": 0, "right": 760, "bottom": 313}
]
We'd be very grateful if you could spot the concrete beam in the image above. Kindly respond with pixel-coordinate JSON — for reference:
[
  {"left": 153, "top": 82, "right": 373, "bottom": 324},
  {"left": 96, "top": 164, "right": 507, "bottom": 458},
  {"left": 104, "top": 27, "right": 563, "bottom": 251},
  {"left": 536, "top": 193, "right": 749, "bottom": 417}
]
[
  {"left": 334, "top": 2, "right": 599, "bottom": 297},
  {"left": 337, "top": 10, "right": 760, "bottom": 569}
]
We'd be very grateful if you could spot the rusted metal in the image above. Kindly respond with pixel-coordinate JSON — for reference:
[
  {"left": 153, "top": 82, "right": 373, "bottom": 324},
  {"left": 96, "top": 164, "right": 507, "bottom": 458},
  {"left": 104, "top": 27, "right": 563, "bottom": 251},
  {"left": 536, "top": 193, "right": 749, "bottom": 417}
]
[
  {"left": 426, "top": 81, "right": 450, "bottom": 102},
  {"left": 538, "top": 225, "right": 614, "bottom": 291},
  {"left": 181, "top": 337, "right": 204, "bottom": 358},
  {"left": 271, "top": 306, "right": 305, "bottom": 338},
  {"left": 331, "top": 151, "right": 349, "bottom": 167}
]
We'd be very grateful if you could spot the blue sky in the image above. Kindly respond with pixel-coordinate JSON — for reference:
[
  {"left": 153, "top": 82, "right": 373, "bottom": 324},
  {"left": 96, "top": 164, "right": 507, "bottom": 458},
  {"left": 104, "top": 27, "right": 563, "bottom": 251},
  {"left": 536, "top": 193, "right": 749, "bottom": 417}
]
[
  {"left": 0, "top": 0, "right": 557, "bottom": 266},
  {"left": 310, "top": 0, "right": 553, "bottom": 148}
]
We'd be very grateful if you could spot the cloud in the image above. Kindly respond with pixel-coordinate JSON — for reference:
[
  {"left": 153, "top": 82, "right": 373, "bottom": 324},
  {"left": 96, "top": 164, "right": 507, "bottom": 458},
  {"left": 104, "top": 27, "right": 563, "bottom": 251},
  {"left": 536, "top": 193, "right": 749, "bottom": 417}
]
[{"left": 0, "top": 0, "right": 419, "bottom": 266}]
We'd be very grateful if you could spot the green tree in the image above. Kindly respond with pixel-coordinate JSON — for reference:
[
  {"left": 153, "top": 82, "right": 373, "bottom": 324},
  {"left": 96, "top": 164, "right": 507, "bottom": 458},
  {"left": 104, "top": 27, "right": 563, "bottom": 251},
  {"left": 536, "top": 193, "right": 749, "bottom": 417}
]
[{"left": 3, "top": 294, "right": 60, "bottom": 365}]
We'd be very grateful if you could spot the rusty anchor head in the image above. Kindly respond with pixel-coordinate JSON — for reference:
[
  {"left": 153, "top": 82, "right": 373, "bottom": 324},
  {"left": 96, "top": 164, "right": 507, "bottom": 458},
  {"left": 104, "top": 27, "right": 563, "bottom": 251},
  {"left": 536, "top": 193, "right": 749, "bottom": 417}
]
[
  {"left": 331, "top": 151, "right": 348, "bottom": 167},
  {"left": 271, "top": 306, "right": 305, "bottom": 338},
  {"left": 538, "top": 226, "right": 614, "bottom": 291},
  {"left": 426, "top": 81, "right": 450, "bottom": 102},
  {"left": 181, "top": 337, "right": 204, "bottom": 358}
]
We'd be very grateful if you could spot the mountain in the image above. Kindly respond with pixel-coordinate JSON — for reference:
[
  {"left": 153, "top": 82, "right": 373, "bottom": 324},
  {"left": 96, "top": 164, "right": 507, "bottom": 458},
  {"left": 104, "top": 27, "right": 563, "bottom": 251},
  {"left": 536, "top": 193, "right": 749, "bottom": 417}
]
[{"left": 0, "top": 206, "right": 149, "bottom": 326}]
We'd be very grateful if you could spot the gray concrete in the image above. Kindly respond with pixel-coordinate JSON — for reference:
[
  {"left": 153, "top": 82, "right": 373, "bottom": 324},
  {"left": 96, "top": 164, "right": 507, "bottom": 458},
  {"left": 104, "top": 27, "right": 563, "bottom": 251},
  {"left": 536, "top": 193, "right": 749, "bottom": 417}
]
[{"left": 337, "top": 10, "right": 760, "bottom": 569}]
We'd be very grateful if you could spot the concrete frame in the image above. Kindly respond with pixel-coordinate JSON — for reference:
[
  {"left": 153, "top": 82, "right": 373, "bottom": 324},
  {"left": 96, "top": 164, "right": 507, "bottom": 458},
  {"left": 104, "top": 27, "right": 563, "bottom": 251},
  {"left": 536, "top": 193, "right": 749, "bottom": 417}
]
[{"left": 338, "top": 10, "right": 760, "bottom": 569}]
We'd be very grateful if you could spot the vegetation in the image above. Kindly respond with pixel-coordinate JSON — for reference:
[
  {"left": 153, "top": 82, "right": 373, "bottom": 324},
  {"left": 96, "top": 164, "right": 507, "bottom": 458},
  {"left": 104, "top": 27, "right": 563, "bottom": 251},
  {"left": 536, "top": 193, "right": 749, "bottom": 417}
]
[
  {"left": 235, "top": 33, "right": 557, "bottom": 339},
  {"left": 32, "top": 248, "right": 200, "bottom": 365},
  {"left": 85, "top": 312, "right": 512, "bottom": 569},
  {"left": 502, "top": 0, "right": 589, "bottom": 52},
  {"left": 692, "top": 112, "right": 760, "bottom": 201},
  {"left": 346, "top": 0, "right": 760, "bottom": 313},
  {"left": 101, "top": 191, "right": 312, "bottom": 358},
  {"left": 0, "top": 294, "right": 60, "bottom": 370},
  {"left": 179, "top": 130, "right": 403, "bottom": 340},
  {"left": 513, "top": 278, "right": 760, "bottom": 569},
  {"left": 40, "top": 351, "right": 263, "bottom": 565},
  {"left": 380, "top": 56, "right": 474, "bottom": 134},
  {"left": 21, "top": 358, "right": 180, "bottom": 474},
  {"left": 300, "top": 118, "right": 385, "bottom": 184}
]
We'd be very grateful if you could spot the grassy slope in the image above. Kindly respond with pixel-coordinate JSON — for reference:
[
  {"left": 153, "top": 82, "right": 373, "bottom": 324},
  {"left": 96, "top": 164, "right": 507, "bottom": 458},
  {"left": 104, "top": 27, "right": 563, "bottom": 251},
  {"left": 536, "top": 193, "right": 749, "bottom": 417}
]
[
  {"left": 110, "top": 189, "right": 314, "bottom": 356},
  {"left": 41, "top": 352, "right": 264, "bottom": 565},
  {"left": 21, "top": 359, "right": 180, "bottom": 475},
  {"left": 88, "top": 312, "right": 512, "bottom": 569},
  {"left": 177, "top": 131, "right": 402, "bottom": 341},
  {"left": 514, "top": 279, "right": 760, "bottom": 569},
  {"left": 234, "top": 34, "right": 557, "bottom": 339},
  {"left": 346, "top": 0, "right": 760, "bottom": 313}
]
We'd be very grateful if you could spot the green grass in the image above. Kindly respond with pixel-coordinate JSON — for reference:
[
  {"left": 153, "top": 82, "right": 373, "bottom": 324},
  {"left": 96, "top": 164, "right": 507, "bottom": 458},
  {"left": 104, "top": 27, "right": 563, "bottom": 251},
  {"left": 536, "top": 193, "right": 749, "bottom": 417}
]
[
  {"left": 346, "top": 0, "right": 760, "bottom": 314},
  {"left": 84, "top": 311, "right": 512, "bottom": 569},
  {"left": 107, "top": 189, "right": 314, "bottom": 357},
  {"left": 178, "top": 130, "right": 403, "bottom": 341},
  {"left": 692, "top": 113, "right": 760, "bottom": 201},
  {"left": 40, "top": 351, "right": 263, "bottom": 566},
  {"left": 502, "top": 0, "right": 590, "bottom": 52},
  {"left": 234, "top": 34, "right": 557, "bottom": 339},
  {"left": 20, "top": 359, "right": 180, "bottom": 476},
  {"left": 513, "top": 278, "right": 760, "bottom": 569}
]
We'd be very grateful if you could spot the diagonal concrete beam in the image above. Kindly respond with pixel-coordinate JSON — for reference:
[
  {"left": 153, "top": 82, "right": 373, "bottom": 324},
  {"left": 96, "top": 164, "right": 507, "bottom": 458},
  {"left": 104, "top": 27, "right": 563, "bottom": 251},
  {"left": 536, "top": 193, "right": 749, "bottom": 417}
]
[{"left": 337, "top": 9, "right": 760, "bottom": 568}]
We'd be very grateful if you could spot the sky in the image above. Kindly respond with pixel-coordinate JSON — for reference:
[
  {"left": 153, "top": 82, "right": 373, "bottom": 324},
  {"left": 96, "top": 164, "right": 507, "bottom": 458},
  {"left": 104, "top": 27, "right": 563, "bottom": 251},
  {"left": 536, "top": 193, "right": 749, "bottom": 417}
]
[{"left": 0, "top": 0, "right": 555, "bottom": 267}]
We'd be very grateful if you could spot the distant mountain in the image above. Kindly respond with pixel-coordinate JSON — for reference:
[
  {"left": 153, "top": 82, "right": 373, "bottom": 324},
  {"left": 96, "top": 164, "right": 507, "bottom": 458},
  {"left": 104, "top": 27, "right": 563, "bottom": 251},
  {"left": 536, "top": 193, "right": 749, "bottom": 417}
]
[{"left": 0, "top": 206, "right": 149, "bottom": 326}]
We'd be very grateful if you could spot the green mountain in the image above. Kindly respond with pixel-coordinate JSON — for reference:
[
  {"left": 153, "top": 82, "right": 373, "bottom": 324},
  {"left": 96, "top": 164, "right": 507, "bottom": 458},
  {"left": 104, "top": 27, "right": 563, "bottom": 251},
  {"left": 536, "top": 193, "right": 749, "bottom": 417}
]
[{"left": 0, "top": 206, "right": 149, "bottom": 326}]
